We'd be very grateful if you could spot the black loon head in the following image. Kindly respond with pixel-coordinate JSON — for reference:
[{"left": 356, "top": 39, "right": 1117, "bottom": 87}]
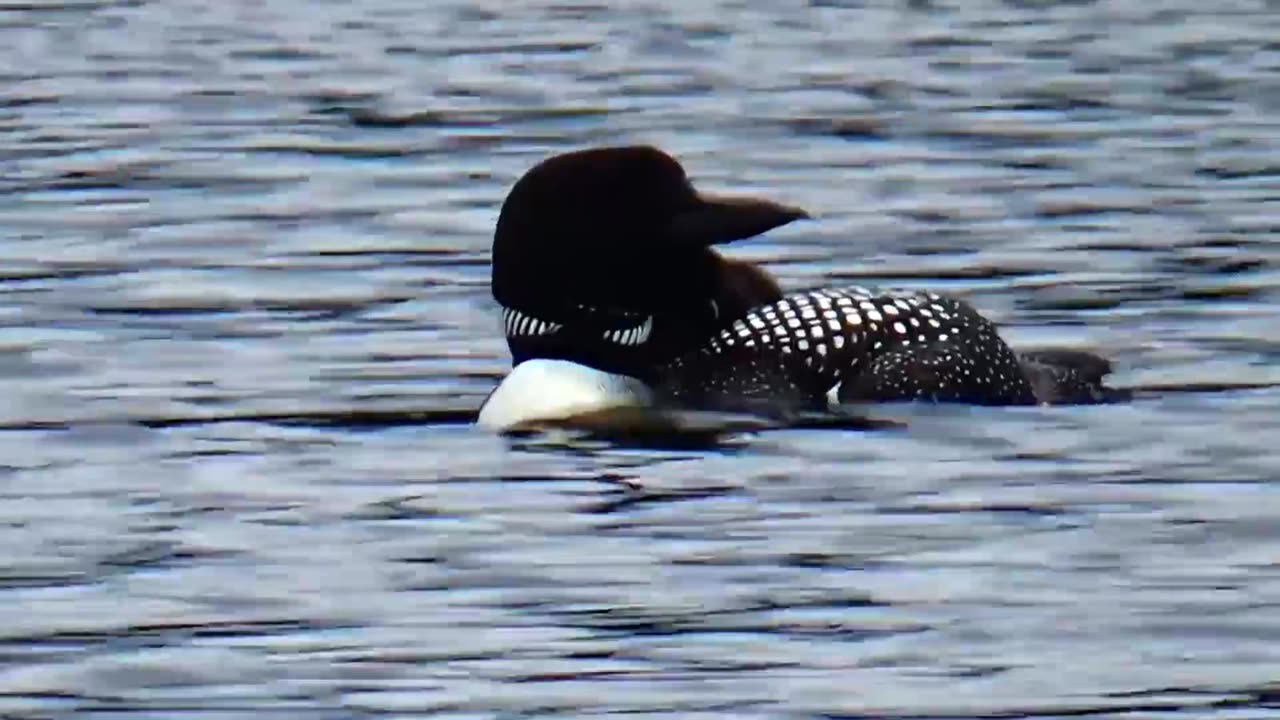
[{"left": 492, "top": 145, "right": 807, "bottom": 382}]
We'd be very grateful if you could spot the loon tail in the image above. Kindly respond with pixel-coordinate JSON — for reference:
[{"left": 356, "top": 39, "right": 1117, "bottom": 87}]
[{"left": 1017, "top": 349, "right": 1129, "bottom": 405}]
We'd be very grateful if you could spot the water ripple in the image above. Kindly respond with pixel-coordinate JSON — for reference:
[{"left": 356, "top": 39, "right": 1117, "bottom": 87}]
[{"left": 1, "top": 0, "right": 1279, "bottom": 717}]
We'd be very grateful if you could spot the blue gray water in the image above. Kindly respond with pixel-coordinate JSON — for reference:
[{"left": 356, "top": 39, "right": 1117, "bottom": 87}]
[{"left": 2, "top": 1, "right": 1279, "bottom": 717}]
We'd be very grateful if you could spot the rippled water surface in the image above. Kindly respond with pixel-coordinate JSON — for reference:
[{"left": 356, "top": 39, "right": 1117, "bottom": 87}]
[{"left": 3, "top": 0, "right": 1280, "bottom": 717}]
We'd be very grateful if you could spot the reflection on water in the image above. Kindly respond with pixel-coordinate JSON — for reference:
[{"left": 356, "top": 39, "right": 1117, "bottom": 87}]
[{"left": 1, "top": 0, "right": 1279, "bottom": 717}]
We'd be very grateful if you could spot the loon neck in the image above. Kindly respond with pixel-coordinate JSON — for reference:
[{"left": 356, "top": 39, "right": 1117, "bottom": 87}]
[{"left": 498, "top": 250, "right": 785, "bottom": 384}]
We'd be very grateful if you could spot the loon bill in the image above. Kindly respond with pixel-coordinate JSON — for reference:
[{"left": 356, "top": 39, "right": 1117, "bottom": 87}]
[{"left": 476, "top": 145, "right": 1120, "bottom": 432}]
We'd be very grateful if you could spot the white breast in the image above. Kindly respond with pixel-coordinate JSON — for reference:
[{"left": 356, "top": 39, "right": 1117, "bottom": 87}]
[{"left": 476, "top": 359, "right": 655, "bottom": 432}]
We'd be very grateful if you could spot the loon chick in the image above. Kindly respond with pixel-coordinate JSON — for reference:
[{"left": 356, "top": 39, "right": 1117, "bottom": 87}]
[{"left": 477, "top": 146, "right": 1117, "bottom": 430}]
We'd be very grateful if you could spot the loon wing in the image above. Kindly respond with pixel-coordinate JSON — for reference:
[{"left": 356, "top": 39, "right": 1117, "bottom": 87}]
[
  {"left": 657, "top": 287, "right": 1118, "bottom": 411},
  {"left": 836, "top": 341, "right": 1034, "bottom": 406}
]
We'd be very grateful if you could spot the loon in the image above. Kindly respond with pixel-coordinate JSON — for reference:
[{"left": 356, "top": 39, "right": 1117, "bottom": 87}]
[{"left": 477, "top": 146, "right": 1117, "bottom": 431}]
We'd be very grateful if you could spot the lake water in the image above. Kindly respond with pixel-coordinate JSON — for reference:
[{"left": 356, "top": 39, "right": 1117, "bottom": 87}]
[{"left": 2, "top": 0, "right": 1279, "bottom": 717}]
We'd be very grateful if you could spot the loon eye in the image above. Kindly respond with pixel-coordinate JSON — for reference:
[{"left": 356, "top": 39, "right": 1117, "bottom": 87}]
[
  {"left": 502, "top": 307, "right": 562, "bottom": 337},
  {"left": 602, "top": 315, "right": 654, "bottom": 346}
]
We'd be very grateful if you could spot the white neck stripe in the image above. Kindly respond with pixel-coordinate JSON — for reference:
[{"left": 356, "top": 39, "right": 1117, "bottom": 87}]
[{"left": 501, "top": 307, "right": 562, "bottom": 338}]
